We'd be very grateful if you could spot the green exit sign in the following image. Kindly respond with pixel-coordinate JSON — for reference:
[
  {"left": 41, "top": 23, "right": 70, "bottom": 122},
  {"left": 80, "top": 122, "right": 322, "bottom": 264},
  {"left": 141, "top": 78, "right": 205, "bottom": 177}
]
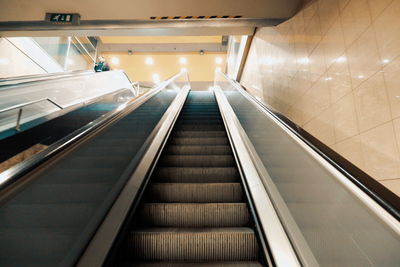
[{"left": 45, "top": 13, "right": 80, "bottom": 24}]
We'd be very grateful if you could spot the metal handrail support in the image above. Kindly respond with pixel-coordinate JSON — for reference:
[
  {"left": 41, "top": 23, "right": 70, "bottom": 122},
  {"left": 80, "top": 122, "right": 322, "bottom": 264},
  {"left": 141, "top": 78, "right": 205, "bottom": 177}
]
[{"left": 0, "top": 98, "right": 63, "bottom": 131}]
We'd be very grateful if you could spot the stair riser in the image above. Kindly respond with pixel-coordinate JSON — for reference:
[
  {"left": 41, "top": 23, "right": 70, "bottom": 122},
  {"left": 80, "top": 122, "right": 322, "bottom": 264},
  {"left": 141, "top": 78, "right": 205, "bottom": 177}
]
[
  {"left": 164, "top": 145, "right": 231, "bottom": 155},
  {"left": 128, "top": 232, "right": 258, "bottom": 261},
  {"left": 169, "top": 138, "right": 229, "bottom": 146},
  {"left": 160, "top": 156, "right": 235, "bottom": 167},
  {"left": 146, "top": 183, "right": 244, "bottom": 203},
  {"left": 172, "top": 131, "right": 226, "bottom": 138},
  {"left": 138, "top": 204, "right": 249, "bottom": 227},
  {"left": 154, "top": 167, "right": 240, "bottom": 183}
]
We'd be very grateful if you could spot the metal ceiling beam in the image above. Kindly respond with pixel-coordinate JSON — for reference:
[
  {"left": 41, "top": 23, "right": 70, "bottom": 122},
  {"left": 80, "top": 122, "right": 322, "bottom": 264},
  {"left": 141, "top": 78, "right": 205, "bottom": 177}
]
[
  {"left": 0, "top": 18, "right": 284, "bottom": 37},
  {"left": 98, "top": 43, "right": 227, "bottom": 53}
]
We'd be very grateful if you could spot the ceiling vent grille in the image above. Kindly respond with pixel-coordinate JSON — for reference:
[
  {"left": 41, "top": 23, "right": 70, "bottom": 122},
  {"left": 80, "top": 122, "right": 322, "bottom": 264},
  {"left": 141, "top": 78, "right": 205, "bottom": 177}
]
[{"left": 150, "top": 16, "right": 242, "bottom": 20}]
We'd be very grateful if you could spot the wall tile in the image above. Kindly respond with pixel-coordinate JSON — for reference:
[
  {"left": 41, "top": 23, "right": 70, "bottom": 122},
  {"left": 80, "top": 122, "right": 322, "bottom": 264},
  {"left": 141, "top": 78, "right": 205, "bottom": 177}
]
[
  {"left": 305, "top": 12, "right": 323, "bottom": 54},
  {"left": 340, "top": 0, "right": 372, "bottom": 48},
  {"left": 311, "top": 74, "right": 331, "bottom": 114},
  {"left": 373, "top": 0, "right": 400, "bottom": 65},
  {"left": 333, "top": 92, "right": 359, "bottom": 141},
  {"left": 331, "top": 135, "right": 365, "bottom": 169},
  {"left": 309, "top": 43, "right": 327, "bottom": 83},
  {"left": 338, "top": 0, "right": 351, "bottom": 10},
  {"left": 346, "top": 27, "right": 382, "bottom": 89},
  {"left": 360, "top": 121, "right": 400, "bottom": 179},
  {"left": 321, "top": 19, "right": 346, "bottom": 68},
  {"left": 327, "top": 56, "right": 352, "bottom": 103},
  {"left": 354, "top": 72, "right": 391, "bottom": 132},
  {"left": 382, "top": 56, "right": 400, "bottom": 119},
  {"left": 393, "top": 117, "right": 400, "bottom": 150},
  {"left": 379, "top": 179, "right": 400, "bottom": 196},
  {"left": 368, "top": 0, "right": 394, "bottom": 20},
  {"left": 353, "top": 72, "right": 391, "bottom": 132},
  {"left": 318, "top": 0, "right": 340, "bottom": 35},
  {"left": 240, "top": 0, "right": 400, "bottom": 195},
  {"left": 303, "top": 0, "right": 319, "bottom": 29}
]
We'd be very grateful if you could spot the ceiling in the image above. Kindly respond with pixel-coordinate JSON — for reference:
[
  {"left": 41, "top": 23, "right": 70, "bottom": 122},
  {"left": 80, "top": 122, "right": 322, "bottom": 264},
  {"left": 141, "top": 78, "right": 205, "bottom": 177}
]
[
  {"left": 0, "top": 0, "right": 302, "bottom": 37},
  {"left": 100, "top": 35, "right": 227, "bottom": 84},
  {"left": 103, "top": 52, "right": 226, "bottom": 83}
]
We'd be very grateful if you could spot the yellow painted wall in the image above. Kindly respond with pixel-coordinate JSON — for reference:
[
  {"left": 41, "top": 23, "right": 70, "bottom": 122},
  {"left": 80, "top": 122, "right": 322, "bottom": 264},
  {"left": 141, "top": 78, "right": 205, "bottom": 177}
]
[{"left": 103, "top": 52, "right": 226, "bottom": 82}]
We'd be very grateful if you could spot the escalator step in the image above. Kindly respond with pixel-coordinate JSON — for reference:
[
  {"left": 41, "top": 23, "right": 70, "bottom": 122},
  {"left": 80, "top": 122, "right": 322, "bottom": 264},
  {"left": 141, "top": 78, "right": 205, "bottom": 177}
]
[
  {"left": 175, "top": 125, "right": 225, "bottom": 131},
  {"left": 177, "top": 120, "right": 223, "bottom": 125},
  {"left": 169, "top": 137, "right": 228, "bottom": 145},
  {"left": 138, "top": 203, "right": 249, "bottom": 227},
  {"left": 146, "top": 183, "right": 244, "bottom": 203},
  {"left": 160, "top": 155, "right": 235, "bottom": 167},
  {"left": 128, "top": 227, "right": 258, "bottom": 261},
  {"left": 154, "top": 167, "right": 240, "bottom": 183},
  {"left": 125, "top": 261, "right": 263, "bottom": 266},
  {"left": 164, "top": 145, "right": 231, "bottom": 155},
  {"left": 172, "top": 131, "right": 226, "bottom": 138}
]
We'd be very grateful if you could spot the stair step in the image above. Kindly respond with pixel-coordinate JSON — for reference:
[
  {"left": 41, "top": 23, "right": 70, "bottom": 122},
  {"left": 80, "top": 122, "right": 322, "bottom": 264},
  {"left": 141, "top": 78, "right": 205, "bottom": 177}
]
[
  {"left": 160, "top": 155, "right": 235, "bottom": 167},
  {"left": 169, "top": 137, "right": 228, "bottom": 145},
  {"left": 125, "top": 262, "right": 262, "bottom": 267},
  {"left": 175, "top": 125, "right": 225, "bottom": 131},
  {"left": 164, "top": 145, "right": 231, "bottom": 155},
  {"left": 138, "top": 203, "right": 249, "bottom": 227},
  {"left": 128, "top": 227, "right": 258, "bottom": 261},
  {"left": 146, "top": 183, "right": 244, "bottom": 202},
  {"left": 154, "top": 167, "right": 240, "bottom": 183},
  {"left": 172, "top": 131, "right": 226, "bottom": 138},
  {"left": 126, "top": 262, "right": 263, "bottom": 267},
  {"left": 177, "top": 120, "right": 222, "bottom": 125}
]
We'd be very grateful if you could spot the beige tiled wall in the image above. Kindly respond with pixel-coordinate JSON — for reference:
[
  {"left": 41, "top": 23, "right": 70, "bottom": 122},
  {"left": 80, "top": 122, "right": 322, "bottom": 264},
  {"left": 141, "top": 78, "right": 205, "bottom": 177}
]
[{"left": 240, "top": 0, "right": 400, "bottom": 195}]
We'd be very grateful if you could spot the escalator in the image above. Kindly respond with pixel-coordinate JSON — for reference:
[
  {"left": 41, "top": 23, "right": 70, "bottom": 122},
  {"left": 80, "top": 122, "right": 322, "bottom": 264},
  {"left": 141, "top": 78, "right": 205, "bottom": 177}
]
[
  {"left": 0, "top": 70, "right": 399, "bottom": 267},
  {"left": 118, "top": 91, "right": 263, "bottom": 266}
]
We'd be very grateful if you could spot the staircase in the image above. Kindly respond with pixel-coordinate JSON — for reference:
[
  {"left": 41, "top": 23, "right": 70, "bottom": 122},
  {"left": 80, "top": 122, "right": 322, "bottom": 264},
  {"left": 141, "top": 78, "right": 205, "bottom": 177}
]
[{"left": 122, "top": 91, "right": 263, "bottom": 266}]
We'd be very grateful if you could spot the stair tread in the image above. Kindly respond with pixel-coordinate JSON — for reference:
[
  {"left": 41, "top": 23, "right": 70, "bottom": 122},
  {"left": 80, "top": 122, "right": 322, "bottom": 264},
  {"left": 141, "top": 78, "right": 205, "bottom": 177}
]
[
  {"left": 138, "top": 203, "right": 249, "bottom": 227},
  {"left": 127, "top": 262, "right": 263, "bottom": 267},
  {"left": 132, "top": 227, "right": 254, "bottom": 233},
  {"left": 146, "top": 183, "right": 244, "bottom": 203}
]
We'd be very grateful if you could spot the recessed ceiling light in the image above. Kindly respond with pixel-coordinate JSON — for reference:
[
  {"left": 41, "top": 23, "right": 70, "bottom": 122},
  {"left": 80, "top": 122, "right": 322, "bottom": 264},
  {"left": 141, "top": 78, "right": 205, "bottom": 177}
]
[
  {"left": 111, "top": 57, "right": 119, "bottom": 65},
  {"left": 179, "top": 57, "right": 187, "bottom": 64},
  {"left": 215, "top": 67, "right": 222, "bottom": 72},
  {"left": 152, "top": 73, "right": 160, "bottom": 83},
  {"left": 215, "top": 57, "right": 223, "bottom": 64},
  {"left": 145, "top": 57, "right": 154, "bottom": 65}
]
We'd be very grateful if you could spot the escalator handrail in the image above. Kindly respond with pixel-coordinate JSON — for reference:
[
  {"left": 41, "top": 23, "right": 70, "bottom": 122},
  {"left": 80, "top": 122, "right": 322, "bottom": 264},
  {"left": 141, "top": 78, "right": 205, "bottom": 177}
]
[
  {"left": 0, "top": 97, "right": 63, "bottom": 131},
  {"left": 0, "top": 69, "right": 95, "bottom": 86},
  {"left": 0, "top": 71, "right": 187, "bottom": 192},
  {"left": 0, "top": 97, "right": 63, "bottom": 114},
  {"left": 216, "top": 71, "right": 400, "bottom": 226}
]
